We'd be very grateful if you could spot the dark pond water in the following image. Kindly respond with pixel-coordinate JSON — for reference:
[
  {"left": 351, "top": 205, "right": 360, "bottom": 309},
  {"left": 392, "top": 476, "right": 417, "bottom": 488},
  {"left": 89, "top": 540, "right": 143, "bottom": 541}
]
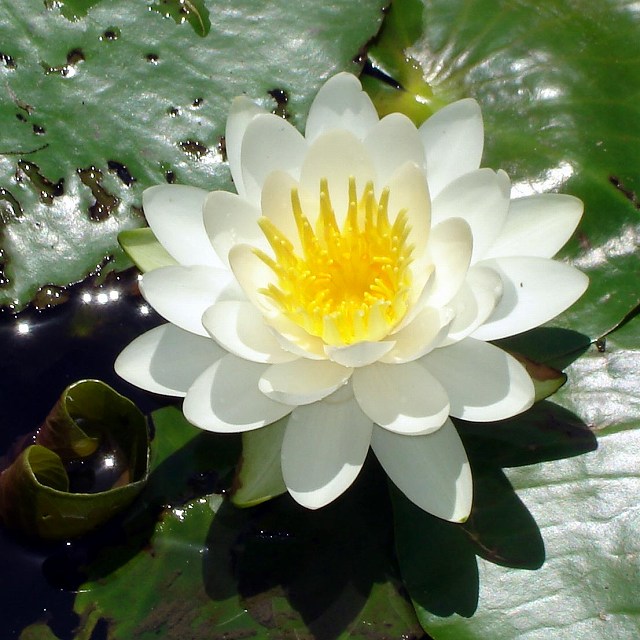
[{"left": 0, "top": 269, "right": 163, "bottom": 638}]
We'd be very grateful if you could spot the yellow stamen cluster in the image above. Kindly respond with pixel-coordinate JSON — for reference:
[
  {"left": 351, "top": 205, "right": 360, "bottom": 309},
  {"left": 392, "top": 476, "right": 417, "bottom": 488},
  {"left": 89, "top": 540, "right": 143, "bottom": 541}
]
[{"left": 255, "top": 177, "right": 414, "bottom": 346}]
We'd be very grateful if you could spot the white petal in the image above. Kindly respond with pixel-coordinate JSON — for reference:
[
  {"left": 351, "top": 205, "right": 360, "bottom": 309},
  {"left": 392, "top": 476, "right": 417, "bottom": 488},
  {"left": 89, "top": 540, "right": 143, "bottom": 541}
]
[
  {"left": 419, "top": 98, "right": 484, "bottom": 199},
  {"left": 443, "top": 265, "right": 503, "bottom": 345},
  {"left": 383, "top": 306, "right": 454, "bottom": 364},
  {"left": 484, "top": 193, "right": 583, "bottom": 259},
  {"left": 299, "top": 129, "right": 375, "bottom": 221},
  {"left": 202, "top": 300, "right": 298, "bottom": 364},
  {"left": 115, "top": 324, "right": 225, "bottom": 397},
  {"left": 265, "top": 313, "right": 327, "bottom": 360},
  {"left": 386, "top": 161, "right": 431, "bottom": 255},
  {"left": 305, "top": 72, "right": 379, "bottom": 142},
  {"left": 422, "top": 338, "right": 534, "bottom": 421},
  {"left": 259, "top": 359, "right": 352, "bottom": 405},
  {"left": 203, "top": 190, "right": 265, "bottom": 267},
  {"left": 431, "top": 168, "right": 510, "bottom": 263},
  {"left": 364, "top": 114, "right": 425, "bottom": 186},
  {"left": 352, "top": 362, "right": 449, "bottom": 435},
  {"left": 226, "top": 96, "right": 265, "bottom": 199},
  {"left": 371, "top": 419, "right": 472, "bottom": 522},
  {"left": 281, "top": 395, "right": 373, "bottom": 509},
  {"left": 471, "top": 256, "right": 589, "bottom": 340},
  {"left": 183, "top": 355, "right": 294, "bottom": 432},
  {"left": 325, "top": 341, "right": 395, "bottom": 367},
  {"left": 241, "top": 114, "right": 307, "bottom": 205},
  {"left": 228, "top": 243, "right": 277, "bottom": 314},
  {"left": 143, "top": 185, "right": 222, "bottom": 268},
  {"left": 424, "top": 217, "right": 473, "bottom": 306},
  {"left": 140, "top": 265, "right": 238, "bottom": 336}
]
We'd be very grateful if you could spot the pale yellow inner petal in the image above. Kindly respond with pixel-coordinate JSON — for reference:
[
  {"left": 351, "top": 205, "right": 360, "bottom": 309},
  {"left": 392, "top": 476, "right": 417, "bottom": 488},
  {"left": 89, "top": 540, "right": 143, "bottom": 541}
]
[{"left": 254, "top": 177, "right": 415, "bottom": 346}]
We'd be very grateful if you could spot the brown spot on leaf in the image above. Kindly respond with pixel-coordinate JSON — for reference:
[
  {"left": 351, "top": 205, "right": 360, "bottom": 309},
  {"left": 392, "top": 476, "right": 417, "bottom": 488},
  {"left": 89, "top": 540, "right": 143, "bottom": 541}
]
[
  {"left": 77, "top": 166, "right": 120, "bottom": 221},
  {"left": 17, "top": 161, "right": 64, "bottom": 204}
]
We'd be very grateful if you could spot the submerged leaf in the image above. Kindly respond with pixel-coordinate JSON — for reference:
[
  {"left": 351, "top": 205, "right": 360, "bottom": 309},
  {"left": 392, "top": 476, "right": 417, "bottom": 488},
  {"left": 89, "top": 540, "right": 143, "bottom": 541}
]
[
  {"left": 0, "top": 380, "right": 149, "bottom": 540},
  {"left": 231, "top": 418, "right": 288, "bottom": 508}
]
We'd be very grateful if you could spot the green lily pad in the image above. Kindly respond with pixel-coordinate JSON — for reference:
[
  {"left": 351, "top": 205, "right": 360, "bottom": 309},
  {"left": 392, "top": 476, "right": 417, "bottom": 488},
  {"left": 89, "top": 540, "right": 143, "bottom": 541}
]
[
  {"left": 363, "top": 0, "right": 640, "bottom": 339},
  {"left": 0, "top": 380, "right": 149, "bottom": 540},
  {"left": 0, "top": 0, "right": 386, "bottom": 311}
]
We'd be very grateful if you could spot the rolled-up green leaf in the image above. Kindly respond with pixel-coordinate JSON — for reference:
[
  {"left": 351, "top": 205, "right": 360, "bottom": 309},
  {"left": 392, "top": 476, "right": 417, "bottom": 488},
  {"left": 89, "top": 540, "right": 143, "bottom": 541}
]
[{"left": 0, "top": 380, "right": 149, "bottom": 540}]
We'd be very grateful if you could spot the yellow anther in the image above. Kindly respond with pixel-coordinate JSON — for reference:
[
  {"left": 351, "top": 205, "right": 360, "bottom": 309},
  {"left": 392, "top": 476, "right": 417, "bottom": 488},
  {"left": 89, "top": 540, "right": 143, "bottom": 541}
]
[{"left": 255, "top": 178, "right": 414, "bottom": 345}]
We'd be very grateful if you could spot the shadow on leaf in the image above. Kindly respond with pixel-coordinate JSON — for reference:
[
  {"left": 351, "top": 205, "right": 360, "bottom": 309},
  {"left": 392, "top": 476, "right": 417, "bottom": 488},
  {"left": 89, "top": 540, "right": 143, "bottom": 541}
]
[
  {"left": 394, "top": 401, "right": 597, "bottom": 619},
  {"left": 203, "top": 456, "right": 425, "bottom": 640}
]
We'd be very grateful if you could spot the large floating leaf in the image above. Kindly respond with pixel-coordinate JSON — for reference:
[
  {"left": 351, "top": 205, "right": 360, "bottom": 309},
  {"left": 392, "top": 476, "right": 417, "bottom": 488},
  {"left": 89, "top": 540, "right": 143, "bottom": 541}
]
[
  {"left": 0, "top": 0, "right": 386, "bottom": 311},
  {"left": 0, "top": 380, "right": 149, "bottom": 540},
  {"left": 364, "top": 0, "right": 640, "bottom": 339}
]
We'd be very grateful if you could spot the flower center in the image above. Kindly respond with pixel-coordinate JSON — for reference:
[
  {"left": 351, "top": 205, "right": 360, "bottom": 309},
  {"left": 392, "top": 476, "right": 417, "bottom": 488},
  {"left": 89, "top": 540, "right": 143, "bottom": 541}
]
[{"left": 255, "top": 177, "right": 415, "bottom": 346}]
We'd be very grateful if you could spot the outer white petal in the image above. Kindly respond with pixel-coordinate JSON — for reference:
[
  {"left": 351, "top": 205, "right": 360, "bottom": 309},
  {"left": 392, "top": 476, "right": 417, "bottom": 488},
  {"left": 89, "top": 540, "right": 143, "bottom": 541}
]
[
  {"left": 143, "top": 185, "right": 222, "bottom": 268},
  {"left": 352, "top": 362, "right": 449, "bottom": 435},
  {"left": 281, "top": 394, "right": 373, "bottom": 509},
  {"left": 259, "top": 359, "right": 352, "bottom": 405},
  {"left": 386, "top": 161, "right": 431, "bottom": 255},
  {"left": 241, "top": 114, "right": 307, "bottom": 205},
  {"left": 484, "top": 193, "right": 583, "bottom": 259},
  {"left": 471, "top": 256, "right": 589, "bottom": 340},
  {"left": 443, "top": 265, "right": 503, "bottom": 345},
  {"left": 383, "top": 306, "right": 454, "bottom": 364},
  {"left": 203, "top": 191, "right": 265, "bottom": 267},
  {"left": 419, "top": 98, "right": 484, "bottom": 199},
  {"left": 371, "top": 419, "right": 472, "bottom": 522},
  {"left": 183, "top": 354, "right": 294, "bottom": 432},
  {"left": 226, "top": 96, "right": 264, "bottom": 199},
  {"left": 305, "top": 72, "right": 379, "bottom": 142},
  {"left": 364, "top": 114, "right": 426, "bottom": 186},
  {"left": 115, "top": 324, "right": 225, "bottom": 397},
  {"left": 299, "top": 129, "right": 375, "bottom": 221},
  {"left": 422, "top": 338, "right": 534, "bottom": 422},
  {"left": 202, "top": 300, "right": 298, "bottom": 364},
  {"left": 424, "top": 217, "right": 473, "bottom": 307},
  {"left": 431, "top": 168, "right": 511, "bottom": 264},
  {"left": 140, "top": 265, "right": 238, "bottom": 336},
  {"left": 325, "top": 341, "right": 395, "bottom": 367}
]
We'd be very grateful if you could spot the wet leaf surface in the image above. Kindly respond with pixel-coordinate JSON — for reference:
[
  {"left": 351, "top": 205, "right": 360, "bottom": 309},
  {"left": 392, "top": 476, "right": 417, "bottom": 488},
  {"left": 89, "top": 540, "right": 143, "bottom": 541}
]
[
  {"left": 364, "top": 0, "right": 640, "bottom": 339},
  {"left": 0, "top": 0, "right": 386, "bottom": 311}
]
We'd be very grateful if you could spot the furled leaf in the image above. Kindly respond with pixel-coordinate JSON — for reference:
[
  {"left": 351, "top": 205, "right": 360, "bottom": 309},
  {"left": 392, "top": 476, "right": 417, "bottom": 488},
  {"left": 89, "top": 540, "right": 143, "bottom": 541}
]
[{"left": 0, "top": 380, "right": 149, "bottom": 540}]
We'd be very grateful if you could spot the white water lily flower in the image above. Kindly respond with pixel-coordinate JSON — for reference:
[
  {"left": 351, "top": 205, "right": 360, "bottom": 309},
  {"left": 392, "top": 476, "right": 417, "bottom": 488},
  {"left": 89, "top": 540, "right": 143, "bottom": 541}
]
[{"left": 116, "top": 73, "right": 588, "bottom": 522}]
